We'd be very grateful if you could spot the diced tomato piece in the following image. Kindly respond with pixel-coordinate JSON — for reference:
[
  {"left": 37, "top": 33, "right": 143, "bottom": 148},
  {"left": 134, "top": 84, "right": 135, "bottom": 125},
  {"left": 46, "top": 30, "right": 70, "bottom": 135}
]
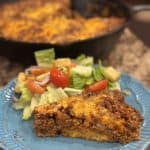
[
  {"left": 50, "top": 68, "right": 70, "bottom": 88},
  {"left": 27, "top": 80, "right": 45, "bottom": 94},
  {"left": 87, "top": 80, "right": 108, "bottom": 93}
]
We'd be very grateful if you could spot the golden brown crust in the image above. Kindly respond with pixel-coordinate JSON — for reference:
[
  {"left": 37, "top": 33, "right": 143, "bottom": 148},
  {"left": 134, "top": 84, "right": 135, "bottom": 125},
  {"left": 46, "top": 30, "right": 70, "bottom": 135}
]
[
  {"left": 33, "top": 90, "right": 143, "bottom": 144},
  {"left": 0, "top": 0, "right": 125, "bottom": 44}
]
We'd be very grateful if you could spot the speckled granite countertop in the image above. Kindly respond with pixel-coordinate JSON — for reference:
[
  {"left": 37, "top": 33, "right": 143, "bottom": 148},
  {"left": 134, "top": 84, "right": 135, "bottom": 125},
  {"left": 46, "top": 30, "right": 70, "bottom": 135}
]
[
  {"left": 104, "top": 28, "right": 150, "bottom": 89},
  {"left": 0, "top": 28, "right": 150, "bottom": 89}
]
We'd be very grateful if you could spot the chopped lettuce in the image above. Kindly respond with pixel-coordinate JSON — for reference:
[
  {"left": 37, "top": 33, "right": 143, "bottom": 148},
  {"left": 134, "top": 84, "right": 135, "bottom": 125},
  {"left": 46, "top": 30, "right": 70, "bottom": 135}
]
[
  {"left": 13, "top": 79, "right": 33, "bottom": 120},
  {"left": 93, "top": 66, "right": 104, "bottom": 81},
  {"left": 79, "top": 57, "right": 93, "bottom": 66},
  {"left": 76, "top": 54, "right": 93, "bottom": 66},
  {"left": 38, "top": 92, "right": 49, "bottom": 105},
  {"left": 76, "top": 54, "right": 86, "bottom": 62},
  {"left": 72, "top": 65, "right": 92, "bottom": 77},
  {"left": 22, "top": 106, "right": 32, "bottom": 120},
  {"left": 30, "top": 94, "right": 40, "bottom": 112},
  {"left": 85, "top": 77, "right": 95, "bottom": 85},
  {"left": 39, "top": 90, "right": 58, "bottom": 105},
  {"left": 71, "top": 73, "right": 86, "bottom": 89},
  {"left": 108, "top": 81, "right": 120, "bottom": 90},
  {"left": 56, "top": 88, "right": 68, "bottom": 99},
  {"left": 39, "top": 86, "right": 68, "bottom": 105},
  {"left": 103, "top": 67, "right": 121, "bottom": 82},
  {"left": 71, "top": 72, "right": 96, "bottom": 89},
  {"left": 47, "top": 86, "right": 62, "bottom": 103},
  {"left": 14, "top": 80, "right": 32, "bottom": 105},
  {"left": 34, "top": 48, "right": 55, "bottom": 67},
  {"left": 64, "top": 88, "right": 82, "bottom": 96},
  {"left": 13, "top": 78, "right": 32, "bottom": 112}
]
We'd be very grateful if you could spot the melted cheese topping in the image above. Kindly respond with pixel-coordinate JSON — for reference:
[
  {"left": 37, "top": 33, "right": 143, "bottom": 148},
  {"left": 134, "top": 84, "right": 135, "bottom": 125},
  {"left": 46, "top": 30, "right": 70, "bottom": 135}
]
[{"left": 0, "top": 0, "right": 125, "bottom": 44}]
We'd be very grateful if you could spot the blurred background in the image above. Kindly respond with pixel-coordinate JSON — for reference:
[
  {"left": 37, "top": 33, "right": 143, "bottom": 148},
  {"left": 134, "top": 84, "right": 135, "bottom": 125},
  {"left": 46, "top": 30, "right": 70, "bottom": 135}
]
[
  {"left": 0, "top": 0, "right": 150, "bottom": 89},
  {"left": 126, "top": 0, "right": 150, "bottom": 46}
]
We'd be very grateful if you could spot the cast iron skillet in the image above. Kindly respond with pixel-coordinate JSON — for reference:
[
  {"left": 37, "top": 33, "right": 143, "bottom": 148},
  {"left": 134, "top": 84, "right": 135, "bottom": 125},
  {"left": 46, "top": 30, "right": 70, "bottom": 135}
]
[{"left": 0, "top": 0, "right": 149, "bottom": 65}]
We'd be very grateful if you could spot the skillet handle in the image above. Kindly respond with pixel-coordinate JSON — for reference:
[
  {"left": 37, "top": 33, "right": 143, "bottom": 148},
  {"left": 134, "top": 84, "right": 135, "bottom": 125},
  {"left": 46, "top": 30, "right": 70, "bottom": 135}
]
[{"left": 130, "top": 5, "right": 150, "bottom": 13}]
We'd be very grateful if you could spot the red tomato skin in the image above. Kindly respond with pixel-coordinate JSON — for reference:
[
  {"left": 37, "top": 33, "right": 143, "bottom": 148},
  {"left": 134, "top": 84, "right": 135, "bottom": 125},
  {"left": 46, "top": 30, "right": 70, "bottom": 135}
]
[
  {"left": 50, "top": 68, "right": 70, "bottom": 88},
  {"left": 87, "top": 80, "right": 108, "bottom": 93}
]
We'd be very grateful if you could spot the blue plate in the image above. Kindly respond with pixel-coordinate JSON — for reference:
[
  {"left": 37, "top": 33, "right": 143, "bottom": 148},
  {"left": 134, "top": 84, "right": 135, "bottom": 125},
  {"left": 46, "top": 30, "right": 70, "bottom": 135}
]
[{"left": 0, "top": 74, "right": 150, "bottom": 150}]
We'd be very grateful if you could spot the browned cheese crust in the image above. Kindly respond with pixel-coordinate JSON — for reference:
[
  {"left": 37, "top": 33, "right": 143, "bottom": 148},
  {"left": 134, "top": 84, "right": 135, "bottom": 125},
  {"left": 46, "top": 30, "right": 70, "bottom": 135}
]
[{"left": 33, "top": 90, "right": 143, "bottom": 144}]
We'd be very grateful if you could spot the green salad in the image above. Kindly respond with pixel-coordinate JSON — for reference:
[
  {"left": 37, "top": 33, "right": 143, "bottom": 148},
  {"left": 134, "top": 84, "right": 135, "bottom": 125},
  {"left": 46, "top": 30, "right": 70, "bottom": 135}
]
[{"left": 13, "top": 49, "right": 121, "bottom": 120}]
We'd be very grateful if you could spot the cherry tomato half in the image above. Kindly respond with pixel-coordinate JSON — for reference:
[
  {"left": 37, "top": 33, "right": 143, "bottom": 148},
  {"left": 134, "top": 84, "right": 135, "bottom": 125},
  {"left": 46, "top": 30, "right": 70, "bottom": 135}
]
[
  {"left": 50, "top": 68, "right": 70, "bottom": 88},
  {"left": 87, "top": 80, "right": 108, "bottom": 93}
]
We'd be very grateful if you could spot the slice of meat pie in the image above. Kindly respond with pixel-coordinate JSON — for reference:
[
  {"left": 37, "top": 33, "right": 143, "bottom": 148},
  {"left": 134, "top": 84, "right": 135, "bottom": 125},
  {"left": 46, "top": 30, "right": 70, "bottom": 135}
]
[{"left": 33, "top": 90, "right": 143, "bottom": 144}]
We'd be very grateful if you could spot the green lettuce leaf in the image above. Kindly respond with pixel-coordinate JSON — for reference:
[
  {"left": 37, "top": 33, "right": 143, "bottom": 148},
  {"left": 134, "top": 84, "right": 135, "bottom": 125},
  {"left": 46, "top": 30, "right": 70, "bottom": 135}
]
[
  {"left": 76, "top": 54, "right": 93, "bottom": 66},
  {"left": 34, "top": 48, "right": 55, "bottom": 67},
  {"left": 39, "top": 86, "right": 68, "bottom": 105},
  {"left": 30, "top": 94, "right": 40, "bottom": 112},
  {"left": 71, "top": 73, "right": 86, "bottom": 89},
  {"left": 103, "top": 67, "right": 121, "bottom": 82},
  {"left": 72, "top": 65, "right": 92, "bottom": 77},
  {"left": 108, "top": 81, "right": 120, "bottom": 90},
  {"left": 76, "top": 54, "right": 86, "bottom": 63},
  {"left": 93, "top": 66, "right": 104, "bottom": 81},
  {"left": 85, "top": 76, "right": 95, "bottom": 85},
  {"left": 64, "top": 88, "right": 82, "bottom": 96},
  {"left": 15, "top": 80, "right": 32, "bottom": 105},
  {"left": 22, "top": 105, "right": 32, "bottom": 120}
]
